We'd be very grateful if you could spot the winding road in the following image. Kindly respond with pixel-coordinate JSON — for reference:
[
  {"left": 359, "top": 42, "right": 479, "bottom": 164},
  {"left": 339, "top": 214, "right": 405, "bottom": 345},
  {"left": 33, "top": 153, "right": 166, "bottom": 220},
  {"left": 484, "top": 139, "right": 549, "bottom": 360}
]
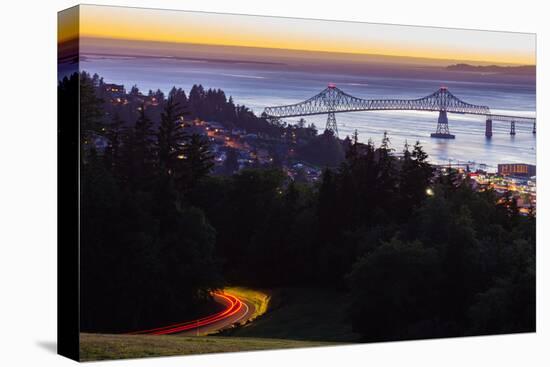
[{"left": 128, "top": 291, "right": 255, "bottom": 336}]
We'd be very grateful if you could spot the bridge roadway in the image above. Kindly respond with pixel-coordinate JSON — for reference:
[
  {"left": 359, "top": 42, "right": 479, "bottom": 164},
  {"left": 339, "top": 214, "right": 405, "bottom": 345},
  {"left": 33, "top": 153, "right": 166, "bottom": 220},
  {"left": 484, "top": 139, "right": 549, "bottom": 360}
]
[{"left": 263, "top": 85, "right": 535, "bottom": 138}]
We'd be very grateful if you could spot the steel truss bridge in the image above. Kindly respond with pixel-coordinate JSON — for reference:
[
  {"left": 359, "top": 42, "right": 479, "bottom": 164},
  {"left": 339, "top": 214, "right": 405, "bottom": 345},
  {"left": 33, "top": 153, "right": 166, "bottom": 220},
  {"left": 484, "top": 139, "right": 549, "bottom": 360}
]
[{"left": 263, "top": 85, "right": 536, "bottom": 139}]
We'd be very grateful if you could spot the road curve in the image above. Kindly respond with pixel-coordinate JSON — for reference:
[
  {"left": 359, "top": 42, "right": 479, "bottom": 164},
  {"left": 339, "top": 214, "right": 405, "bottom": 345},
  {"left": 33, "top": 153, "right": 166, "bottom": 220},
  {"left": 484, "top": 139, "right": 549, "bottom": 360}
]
[{"left": 127, "top": 291, "right": 255, "bottom": 336}]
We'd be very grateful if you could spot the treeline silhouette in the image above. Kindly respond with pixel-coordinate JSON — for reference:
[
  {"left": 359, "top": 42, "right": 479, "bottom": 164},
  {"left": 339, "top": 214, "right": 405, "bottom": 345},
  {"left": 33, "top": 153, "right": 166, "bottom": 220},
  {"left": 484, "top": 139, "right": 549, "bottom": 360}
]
[
  {"left": 91, "top": 71, "right": 314, "bottom": 138},
  {"left": 62, "top": 71, "right": 534, "bottom": 339}
]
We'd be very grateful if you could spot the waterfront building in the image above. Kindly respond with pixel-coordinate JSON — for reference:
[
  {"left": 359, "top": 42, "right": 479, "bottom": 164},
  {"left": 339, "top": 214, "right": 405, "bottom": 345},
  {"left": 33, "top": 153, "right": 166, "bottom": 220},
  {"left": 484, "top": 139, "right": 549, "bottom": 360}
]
[{"left": 497, "top": 163, "right": 536, "bottom": 177}]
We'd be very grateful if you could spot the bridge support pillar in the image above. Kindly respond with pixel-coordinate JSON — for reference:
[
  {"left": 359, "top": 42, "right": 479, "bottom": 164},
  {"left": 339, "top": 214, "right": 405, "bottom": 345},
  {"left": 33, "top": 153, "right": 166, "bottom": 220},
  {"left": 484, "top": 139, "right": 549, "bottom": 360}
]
[
  {"left": 485, "top": 118, "right": 493, "bottom": 138},
  {"left": 325, "top": 112, "right": 339, "bottom": 138},
  {"left": 510, "top": 120, "right": 516, "bottom": 135},
  {"left": 533, "top": 121, "right": 536, "bottom": 134},
  {"left": 430, "top": 110, "right": 455, "bottom": 139}
]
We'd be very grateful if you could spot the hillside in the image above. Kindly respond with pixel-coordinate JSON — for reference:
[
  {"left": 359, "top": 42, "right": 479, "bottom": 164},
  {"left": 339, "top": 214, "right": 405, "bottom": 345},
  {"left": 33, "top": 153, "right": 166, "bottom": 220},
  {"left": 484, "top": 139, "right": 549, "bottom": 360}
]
[{"left": 223, "top": 288, "right": 361, "bottom": 342}]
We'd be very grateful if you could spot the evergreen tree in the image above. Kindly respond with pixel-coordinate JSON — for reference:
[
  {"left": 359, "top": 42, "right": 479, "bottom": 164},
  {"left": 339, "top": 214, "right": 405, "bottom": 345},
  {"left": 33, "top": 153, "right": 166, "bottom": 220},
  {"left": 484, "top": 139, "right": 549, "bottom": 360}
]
[
  {"left": 223, "top": 147, "right": 240, "bottom": 175},
  {"left": 399, "top": 141, "right": 434, "bottom": 215},
  {"left": 129, "top": 85, "right": 140, "bottom": 96},
  {"left": 345, "top": 129, "right": 360, "bottom": 162},
  {"left": 182, "top": 134, "right": 214, "bottom": 190},
  {"left": 132, "top": 105, "right": 156, "bottom": 185},
  {"left": 79, "top": 71, "right": 104, "bottom": 143},
  {"left": 188, "top": 84, "right": 206, "bottom": 118},
  {"left": 103, "top": 112, "right": 124, "bottom": 171},
  {"left": 376, "top": 132, "right": 397, "bottom": 214},
  {"left": 157, "top": 96, "right": 187, "bottom": 175},
  {"left": 169, "top": 86, "right": 188, "bottom": 107}
]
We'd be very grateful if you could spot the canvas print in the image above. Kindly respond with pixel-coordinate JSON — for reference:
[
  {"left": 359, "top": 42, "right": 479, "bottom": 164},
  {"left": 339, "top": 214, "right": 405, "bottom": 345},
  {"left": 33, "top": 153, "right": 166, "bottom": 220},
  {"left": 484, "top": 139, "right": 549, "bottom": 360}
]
[{"left": 58, "top": 4, "right": 536, "bottom": 361}]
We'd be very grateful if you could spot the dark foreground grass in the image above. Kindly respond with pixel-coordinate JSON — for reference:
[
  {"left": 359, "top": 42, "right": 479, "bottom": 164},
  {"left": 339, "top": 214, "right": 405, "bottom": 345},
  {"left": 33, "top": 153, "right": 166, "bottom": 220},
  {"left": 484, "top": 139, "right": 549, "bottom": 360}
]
[
  {"left": 225, "top": 288, "right": 362, "bottom": 342},
  {"left": 80, "top": 333, "right": 333, "bottom": 361}
]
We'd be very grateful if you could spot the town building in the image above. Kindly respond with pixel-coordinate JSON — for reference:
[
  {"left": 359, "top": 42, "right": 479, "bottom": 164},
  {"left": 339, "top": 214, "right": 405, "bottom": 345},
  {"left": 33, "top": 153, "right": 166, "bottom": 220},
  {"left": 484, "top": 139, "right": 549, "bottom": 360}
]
[
  {"left": 103, "top": 83, "right": 125, "bottom": 96},
  {"left": 497, "top": 163, "right": 536, "bottom": 177}
]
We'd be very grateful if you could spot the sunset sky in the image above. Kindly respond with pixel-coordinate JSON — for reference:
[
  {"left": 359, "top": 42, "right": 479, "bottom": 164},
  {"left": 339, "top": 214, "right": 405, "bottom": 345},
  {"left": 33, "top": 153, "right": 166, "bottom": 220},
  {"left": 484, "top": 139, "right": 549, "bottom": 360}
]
[{"left": 60, "top": 4, "right": 536, "bottom": 65}]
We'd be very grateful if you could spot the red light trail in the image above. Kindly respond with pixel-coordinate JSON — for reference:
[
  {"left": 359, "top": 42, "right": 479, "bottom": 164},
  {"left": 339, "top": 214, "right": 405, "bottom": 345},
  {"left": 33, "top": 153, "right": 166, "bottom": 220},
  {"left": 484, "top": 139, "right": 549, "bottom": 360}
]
[{"left": 127, "top": 292, "right": 246, "bottom": 335}]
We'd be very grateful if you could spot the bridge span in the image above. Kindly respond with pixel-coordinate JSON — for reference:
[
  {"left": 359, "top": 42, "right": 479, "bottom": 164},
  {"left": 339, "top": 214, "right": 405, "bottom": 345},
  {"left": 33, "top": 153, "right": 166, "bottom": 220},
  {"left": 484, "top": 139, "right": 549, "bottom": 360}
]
[{"left": 263, "top": 85, "right": 536, "bottom": 139}]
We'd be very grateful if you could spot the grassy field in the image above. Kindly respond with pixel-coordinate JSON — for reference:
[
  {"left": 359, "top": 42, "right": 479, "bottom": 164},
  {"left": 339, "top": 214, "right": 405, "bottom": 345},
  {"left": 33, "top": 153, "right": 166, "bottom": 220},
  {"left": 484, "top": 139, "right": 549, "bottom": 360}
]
[
  {"left": 80, "top": 287, "right": 358, "bottom": 361},
  {"left": 79, "top": 333, "right": 333, "bottom": 361},
  {"left": 225, "top": 287, "right": 361, "bottom": 342}
]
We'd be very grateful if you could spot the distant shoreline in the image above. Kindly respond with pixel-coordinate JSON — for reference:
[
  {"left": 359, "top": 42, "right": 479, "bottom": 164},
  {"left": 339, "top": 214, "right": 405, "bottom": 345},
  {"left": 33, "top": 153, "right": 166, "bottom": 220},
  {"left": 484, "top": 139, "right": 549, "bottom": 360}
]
[
  {"left": 80, "top": 52, "right": 287, "bottom": 66},
  {"left": 446, "top": 63, "right": 535, "bottom": 75}
]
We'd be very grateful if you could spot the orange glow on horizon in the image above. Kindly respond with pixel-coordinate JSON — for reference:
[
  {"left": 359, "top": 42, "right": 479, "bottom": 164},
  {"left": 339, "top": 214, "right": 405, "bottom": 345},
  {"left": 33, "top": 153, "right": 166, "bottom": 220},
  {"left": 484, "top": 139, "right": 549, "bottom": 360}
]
[
  {"left": 58, "top": 6, "right": 79, "bottom": 43},
  {"left": 63, "top": 5, "right": 535, "bottom": 66}
]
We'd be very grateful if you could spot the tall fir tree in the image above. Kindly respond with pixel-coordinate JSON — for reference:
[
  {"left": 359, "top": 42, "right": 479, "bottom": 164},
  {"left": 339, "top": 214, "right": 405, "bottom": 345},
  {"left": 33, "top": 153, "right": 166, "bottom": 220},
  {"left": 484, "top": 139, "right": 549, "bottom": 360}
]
[
  {"left": 182, "top": 134, "right": 214, "bottom": 190},
  {"left": 79, "top": 71, "right": 104, "bottom": 146},
  {"left": 157, "top": 96, "right": 187, "bottom": 175},
  {"left": 134, "top": 104, "right": 156, "bottom": 179},
  {"left": 103, "top": 112, "right": 124, "bottom": 171}
]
